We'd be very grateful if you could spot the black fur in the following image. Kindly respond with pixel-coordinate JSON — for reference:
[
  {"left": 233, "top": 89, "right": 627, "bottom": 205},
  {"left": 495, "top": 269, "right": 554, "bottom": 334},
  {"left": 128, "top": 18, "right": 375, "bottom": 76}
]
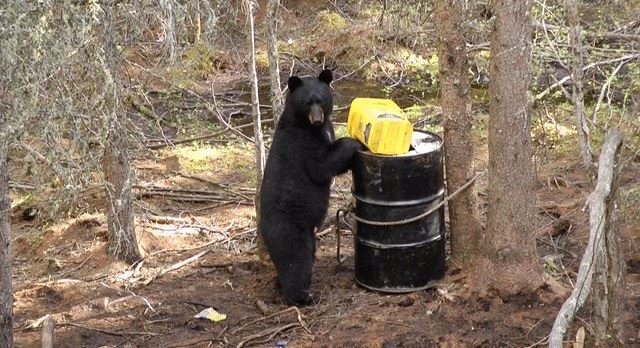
[{"left": 259, "top": 70, "right": 362, "bottom": 305}]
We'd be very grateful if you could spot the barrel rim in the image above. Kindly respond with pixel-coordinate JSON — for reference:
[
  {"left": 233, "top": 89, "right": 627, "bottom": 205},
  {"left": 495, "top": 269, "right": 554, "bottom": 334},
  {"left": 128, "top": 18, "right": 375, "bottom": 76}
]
[{"left": 355, "top": 129, "right": 443, "bottom": 158}]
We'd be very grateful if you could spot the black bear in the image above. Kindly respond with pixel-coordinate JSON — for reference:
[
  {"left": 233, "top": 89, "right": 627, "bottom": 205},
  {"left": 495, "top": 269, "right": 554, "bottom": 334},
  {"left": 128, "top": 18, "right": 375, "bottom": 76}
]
[{"left": 259, "top": 69, "right": 362, "bottom": 305}]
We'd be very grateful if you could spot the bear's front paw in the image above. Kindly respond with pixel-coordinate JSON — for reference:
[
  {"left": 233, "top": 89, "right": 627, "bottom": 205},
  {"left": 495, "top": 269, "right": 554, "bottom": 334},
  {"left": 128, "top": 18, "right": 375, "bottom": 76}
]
[{"left": 339, "top": 137, "right": 366, "bottom": 152}]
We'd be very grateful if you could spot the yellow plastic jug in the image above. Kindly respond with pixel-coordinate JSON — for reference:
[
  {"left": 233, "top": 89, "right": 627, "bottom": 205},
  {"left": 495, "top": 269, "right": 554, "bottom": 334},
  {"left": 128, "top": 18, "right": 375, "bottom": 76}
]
[{"left": 347, "top": 98, "right": 413, "bottom": 155}]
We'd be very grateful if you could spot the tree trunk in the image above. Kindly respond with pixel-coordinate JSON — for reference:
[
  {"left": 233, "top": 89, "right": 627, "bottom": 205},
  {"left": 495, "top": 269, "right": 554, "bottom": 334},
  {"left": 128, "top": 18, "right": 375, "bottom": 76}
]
[
  {"left": 0, "top": 108, "right": 13, "bottom": 348},
  {"left": 246, "top": 0, "right": 268, "bottom": 261},
  {"left": 266, "top": 0, "right": 284, "bottom": 121},
  {"left": 564, "top": 0, "right": 593, "bottom": 171},
  {"left": 100, "top": 15, "right": 142, "bottom": 265},
  {"left": 480, "top": 0, "right": 542, "bottom": 296},
  {"left": 435, "top": 0, "right": 482, "bottom": 267},
  {"left": 159, "top": 0, "right": 178, "bottom": 65},
  {"left": 592, "top": 130, "right": 625, "bottom": 346},
  {"left": 548, "top": 130, "right": 625, "bottom": 347},
  {"left": 103, "top": 126, "right": 141, "bottom": 264}
]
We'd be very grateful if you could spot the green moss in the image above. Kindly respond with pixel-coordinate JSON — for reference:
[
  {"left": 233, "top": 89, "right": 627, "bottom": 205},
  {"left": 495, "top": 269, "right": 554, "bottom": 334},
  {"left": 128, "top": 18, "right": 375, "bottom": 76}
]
[
  {"left": 315, "top": 11, "right": 348, "bottom": 32},
  {"left": 255, "top": 51, "right": 270, "bottom": 71}
]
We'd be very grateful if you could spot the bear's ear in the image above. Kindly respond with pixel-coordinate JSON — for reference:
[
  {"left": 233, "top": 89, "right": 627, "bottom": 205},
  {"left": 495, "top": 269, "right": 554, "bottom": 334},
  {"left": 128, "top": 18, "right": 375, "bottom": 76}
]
[
  {"left": 318, "top": 69, "right": 333, "bottom": 85},
  {"left": 288, "top": 76, "right": 303, "bottom": 92}
]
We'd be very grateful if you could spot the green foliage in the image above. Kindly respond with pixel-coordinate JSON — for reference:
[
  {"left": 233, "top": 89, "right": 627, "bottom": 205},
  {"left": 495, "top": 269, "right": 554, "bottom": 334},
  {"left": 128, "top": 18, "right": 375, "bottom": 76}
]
[
  {"left": 168, "top": 43, "right": 228, "bottom": 86},
  {"left": 314, "top": 11, "right": 348, "bottom": 33},
  {"left": 335, "top": 124, "right": 349, "bottom": 138}
]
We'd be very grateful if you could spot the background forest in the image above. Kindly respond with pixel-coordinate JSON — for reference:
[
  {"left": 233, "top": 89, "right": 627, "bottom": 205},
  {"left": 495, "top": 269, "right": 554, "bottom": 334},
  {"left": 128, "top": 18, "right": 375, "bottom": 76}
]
[{"left": 1, "top": 0, "right": 639, "bottom": 347}]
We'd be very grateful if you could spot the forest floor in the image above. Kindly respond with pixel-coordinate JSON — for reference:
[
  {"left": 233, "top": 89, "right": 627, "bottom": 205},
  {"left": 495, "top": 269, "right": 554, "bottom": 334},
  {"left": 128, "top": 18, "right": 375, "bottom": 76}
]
[
  {"left": 9, "top": 89, "right": 640, "bottom": 347},
  {"left": 9, "top": 1, "right": 640, "bottom": 347}
]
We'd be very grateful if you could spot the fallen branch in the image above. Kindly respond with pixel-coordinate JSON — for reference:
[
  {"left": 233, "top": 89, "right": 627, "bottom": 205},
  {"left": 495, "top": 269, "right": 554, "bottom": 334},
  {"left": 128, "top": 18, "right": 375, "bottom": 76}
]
[
  {"left": 232, "top": 306, "right": 309, "bottom": 335},
  {"left": 236, "top": 323, "right": 299, "bottom": 348},
  {"left": 142, "top": 248, "right": 211, "bottom": 285},
  {"left": 548, "top": 129, "right": 624, "bottom": 347},
  {"left": 60, "top": 322, "right": 158, "bottom": 337},
  {"left": 147, "top": 118, "right": 275, "bottom": 150},
  {"left": 535, "top": 53, "right": 640, "bottom": 100},
  {"left": 590, "top": 59, "right": 627, "bottom": 124}
]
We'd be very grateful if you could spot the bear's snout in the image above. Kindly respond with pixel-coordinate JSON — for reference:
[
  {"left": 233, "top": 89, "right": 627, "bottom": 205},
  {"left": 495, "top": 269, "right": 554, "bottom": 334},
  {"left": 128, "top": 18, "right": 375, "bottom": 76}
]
[{"left": 308, "top": 104, "right": 324, "bottom": 126}]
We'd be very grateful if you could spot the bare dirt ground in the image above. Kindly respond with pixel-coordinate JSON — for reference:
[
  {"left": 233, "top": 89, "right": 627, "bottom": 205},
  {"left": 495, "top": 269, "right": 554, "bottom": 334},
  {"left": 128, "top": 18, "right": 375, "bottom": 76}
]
[{"left": 9, "top": 141, "right": 640, "bottom": 347}]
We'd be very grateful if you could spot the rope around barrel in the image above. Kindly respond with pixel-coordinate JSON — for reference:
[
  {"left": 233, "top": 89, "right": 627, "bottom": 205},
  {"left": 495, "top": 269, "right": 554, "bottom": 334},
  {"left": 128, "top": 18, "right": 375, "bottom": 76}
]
[
  {"left": 350, "top": 171, "right": 485, "bottom": 226},
  {"left": 334, "top": 171, "right": 485, "bottom": 262}
]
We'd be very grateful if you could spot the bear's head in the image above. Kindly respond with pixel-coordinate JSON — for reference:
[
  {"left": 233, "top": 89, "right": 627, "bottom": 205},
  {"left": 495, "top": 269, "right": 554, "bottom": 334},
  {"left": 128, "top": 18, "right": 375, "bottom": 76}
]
[{"left": 284, "top": 69, "right": 333, "bottom": 128}]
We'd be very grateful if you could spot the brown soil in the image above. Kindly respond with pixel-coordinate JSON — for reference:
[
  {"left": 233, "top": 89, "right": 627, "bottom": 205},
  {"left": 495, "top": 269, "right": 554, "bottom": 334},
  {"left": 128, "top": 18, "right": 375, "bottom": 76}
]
[{"left": 10, "top": 150, "right": 640, "bottom": 347}]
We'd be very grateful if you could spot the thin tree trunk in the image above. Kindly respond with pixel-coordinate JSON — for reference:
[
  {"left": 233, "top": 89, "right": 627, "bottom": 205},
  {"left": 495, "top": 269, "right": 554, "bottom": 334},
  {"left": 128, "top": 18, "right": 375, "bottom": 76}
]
[
  {"left": 0, "top": 107, "right": 13, "bottom": 348},
  {"left": 549, "top": 130, "right": 624, "bottom": 347},
  {"left": 103, "top": 126, "right": 141, "bottom": 264},
  {"left": 564, "top": 0, "right": 593, "bottom": 171},
  {"left": 100, "top": 15, "right": 142, "bottom": 265},
  {"left": 266, "top": 0, "right": 284, "bottom": 121},
  {"left": 592, "top": 130, "right": 626, "bottom": 346},
  {"left": 159, "top": 0, "right": 178, "bottom": 65},
  {"left": 482, "top": 0, "right": 542, "bottom": 295},
  {"left": 246, "top": 0, "right": 268, "bottom": 261},
  {"left": 435, "top": 0, "right": 482, "bottom": 266}
]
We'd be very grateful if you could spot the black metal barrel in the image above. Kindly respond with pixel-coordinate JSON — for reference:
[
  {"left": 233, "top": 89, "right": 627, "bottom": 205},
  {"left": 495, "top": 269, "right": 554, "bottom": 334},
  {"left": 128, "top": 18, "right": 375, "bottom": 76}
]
[{"left": 351, "top": 130, "right": 445, "bottom": 293}]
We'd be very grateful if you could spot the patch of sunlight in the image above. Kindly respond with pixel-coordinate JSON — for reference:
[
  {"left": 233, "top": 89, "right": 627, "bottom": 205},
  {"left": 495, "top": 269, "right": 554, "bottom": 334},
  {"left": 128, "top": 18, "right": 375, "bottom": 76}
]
[{"left": 172, "top": 144, "right": 219, "bottom": 173}]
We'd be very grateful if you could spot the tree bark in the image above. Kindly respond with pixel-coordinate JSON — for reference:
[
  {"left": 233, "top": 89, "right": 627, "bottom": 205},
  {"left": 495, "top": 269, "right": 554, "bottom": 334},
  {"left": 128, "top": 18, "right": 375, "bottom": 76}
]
[
  {"left": 100, "top": 14, "right": 142, "bottom": 265},
  {"left": 435, "top": 0, "right": 482, "bottom": 266},
  {"left": 159, "top": 0, "right": 178, "bottom": 65},
  {"left": 564, "top": 0, "right": 593, "bottom": 171},
  {"left": 103, "top": 125, "right": 142, "bottom": 264},
  {"left": 266, "top": 0, "right": 284, "bottom": 122},
  {"left": 549, "top": 130, "right": 624, "bottom": 347},
  {"left": 41, "top": 315, "right": 55, "bottom": 348},
  {"left": 246, "top": 0, "right": 268, "bottom": 261},
  {"left": 0, "top": 106, "right": 13, "bottom": 348},
  {"left": 592, "top": 130, "right": 625, "bottom": 346},
  {"left": 481, "top": 0, "right": 542, "bottom": 295}
]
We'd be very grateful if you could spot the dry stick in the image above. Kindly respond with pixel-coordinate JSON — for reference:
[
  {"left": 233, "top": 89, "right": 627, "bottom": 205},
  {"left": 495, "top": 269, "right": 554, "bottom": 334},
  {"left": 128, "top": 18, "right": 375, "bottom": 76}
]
[
  {"left": 590, "top": 59, "right": 627, "bottom": 124},
  {"left": 535, "top": 53, "right": 640, "bottom": 100},
  {"left": 231, "top": 306, "right": 309, "bottom": 335},
  {"left": 143, "top": 249, "right": 211, "bottom": 285},
  {"left": 60, "top": 322, "right": 158, "bottom": 336},
  {"left": 209, "top": 89, "right": 256, "bottom": 143},
  {"left": 548, "top": 129, "right": 624, "bottom": 348},
  {"left": 41, "top": 315, "right": 55, "bottom": 348},
  {"left": 173, "top": 172, "right": 254, "bottom": 201},
  {"left": 147, "top": 118, "right": 275, "bottom": 150},
  {"left": 333, "top": 55, "right": 377, "bottom": 83},
  {"left": 236, "top": 323, "right": 299, "bottom": 348},
  {"left": 564, "top": 0, "right": 593, "bottom": 170}
]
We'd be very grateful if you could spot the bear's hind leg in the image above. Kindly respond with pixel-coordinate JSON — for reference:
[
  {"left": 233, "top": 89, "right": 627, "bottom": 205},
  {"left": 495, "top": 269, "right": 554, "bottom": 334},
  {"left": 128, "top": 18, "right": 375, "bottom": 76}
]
[{"left": 269, "top": 228, "right": 316, "bottom": 306}]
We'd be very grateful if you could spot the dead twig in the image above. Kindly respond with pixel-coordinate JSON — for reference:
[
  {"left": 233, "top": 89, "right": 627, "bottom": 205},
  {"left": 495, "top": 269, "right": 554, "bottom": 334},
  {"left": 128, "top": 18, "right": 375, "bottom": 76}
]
[
  {"left": 232, "top": 306, "right": 310, "bottom": 335},
  {"left": 590, "top": 59, "right": 627, "bottom": 124},
  {"left": 147, "top": 118, "right": 275, "bottom": 150},
  {"left": 535, "top": 53, "right": 640, "bottom": 100},
  {"left": 236, "top": 323, "right": 299, "bottom": 348},
  {"left": 142, "top": 249, "right": 211, "bottom": 285},
  {"left": 60, "top": 322, "right": 158, "bottom": 336}
]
